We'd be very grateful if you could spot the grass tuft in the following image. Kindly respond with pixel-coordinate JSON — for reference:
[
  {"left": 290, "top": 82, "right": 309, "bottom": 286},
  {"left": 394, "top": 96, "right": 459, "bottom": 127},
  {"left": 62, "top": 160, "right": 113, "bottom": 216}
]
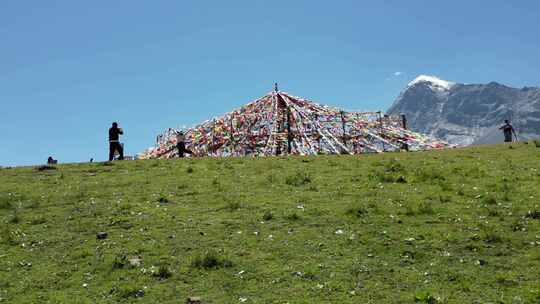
[
  {"left": 285, "top": 212, "right": 301, "bottom": 221},
  {"left": 153, "top": 264, "right": 173, "bottom": 279},
  {"left": 29, "top": 216, "right": 47, "bottom": 225},
  {"left": 481, "top": 225, "right": 504, "bottom": 243},
  {"left": 8, "top": 212, "right": 21, "bottom": 224},
  {"left": 157, "top": 195, "right": 169, "bottom": 204},
  {"left": 191, "top": 251, "right": 233, "bottom": 270},
  {"left": 418, "top": 201, "right": 435, "bottom": 215},
  {"left": 36, "top": 165, "right": 57, "bottom": 171},
  {"left": 285, "top": 171, "right": 312, "bottom": 186},
  {"left": 0, "top": 200, "right": 13, "bottom": 210},
  {"left": 346, "top": 204, "right": 369, "bottom": 217},
  {"left": 262, "top": 211, "right": 273, "bottom": 221},
  {"left": 483, "top": 195, "right": 497, "bottom": 205}
]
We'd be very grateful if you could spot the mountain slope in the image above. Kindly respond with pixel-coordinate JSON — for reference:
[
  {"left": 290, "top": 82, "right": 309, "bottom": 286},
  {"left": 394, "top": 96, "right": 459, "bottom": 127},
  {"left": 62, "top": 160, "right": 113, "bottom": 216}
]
[{"left": 387, "top": 75, "right": 540, "bottom": 145}]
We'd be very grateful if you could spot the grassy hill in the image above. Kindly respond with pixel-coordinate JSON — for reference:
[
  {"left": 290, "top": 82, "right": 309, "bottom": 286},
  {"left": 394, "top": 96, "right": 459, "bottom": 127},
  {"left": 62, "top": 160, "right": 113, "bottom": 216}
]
[{"left": 1, "top": 143, "right": 539, "bottom": 303}]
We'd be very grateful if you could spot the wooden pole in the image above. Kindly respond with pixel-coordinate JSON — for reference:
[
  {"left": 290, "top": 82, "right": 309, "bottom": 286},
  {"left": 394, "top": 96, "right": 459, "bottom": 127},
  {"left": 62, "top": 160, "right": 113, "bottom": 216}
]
[
  {"left": 230, "top": 115, "right": 235, "bottom": 156},
  {"left": 210, "top": 119, "right": 215, "bottom": 156},
  {"left": 340, "top": 110, "right": 347, "bottom": 147},
  {"left": 314, "top": 113, "right": 321, "bottom": 153},
  {"left": 401, "top": 114, "right": 407, "bottom": 130},
  {"left": 275, "top": 91, "right": 287, "bottom": 156},
  {"left": 286, "top": 107, "right": 292, "bottom": 154},
  {"left": 378, "top": 111, "right": 386, "bottom": 152}
]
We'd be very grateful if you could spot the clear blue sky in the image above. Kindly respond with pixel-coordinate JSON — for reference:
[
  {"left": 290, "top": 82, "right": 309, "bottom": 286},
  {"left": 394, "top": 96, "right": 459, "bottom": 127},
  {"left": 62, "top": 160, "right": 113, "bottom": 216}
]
[{"left": 1, "top": 1, "right": 539, "bottom": 166}]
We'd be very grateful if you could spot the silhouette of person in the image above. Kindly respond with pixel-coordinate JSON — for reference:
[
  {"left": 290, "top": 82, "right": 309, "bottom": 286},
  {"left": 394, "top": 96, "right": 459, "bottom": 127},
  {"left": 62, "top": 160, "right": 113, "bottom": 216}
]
[
  {"left": 109, "top": 122, "right": 124, "bottom": 161},
  {"left": 499, "top": 120, "right": 517, "bottom": 143},
  {"left": 176, "top": 131, "right": 192, "bottom": 157}
]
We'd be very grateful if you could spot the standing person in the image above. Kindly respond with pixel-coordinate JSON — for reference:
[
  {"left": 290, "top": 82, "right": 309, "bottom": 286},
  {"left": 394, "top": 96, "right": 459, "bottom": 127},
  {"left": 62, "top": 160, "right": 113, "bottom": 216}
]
[
  {"left": 109, "top": 122, "right": 124, "bottom": 161},
  {"left": 499, "top": 120, "right": 518, "bottom": 143},
  {"left": 176, "top": 131, "right": 192, "bottom": 157}
]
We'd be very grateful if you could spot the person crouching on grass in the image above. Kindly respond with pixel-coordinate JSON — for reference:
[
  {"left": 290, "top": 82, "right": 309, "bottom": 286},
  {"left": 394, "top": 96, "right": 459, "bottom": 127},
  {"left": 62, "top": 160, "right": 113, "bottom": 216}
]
[{"left": 176, "top": 131, "right": 193, "bottom": 157}]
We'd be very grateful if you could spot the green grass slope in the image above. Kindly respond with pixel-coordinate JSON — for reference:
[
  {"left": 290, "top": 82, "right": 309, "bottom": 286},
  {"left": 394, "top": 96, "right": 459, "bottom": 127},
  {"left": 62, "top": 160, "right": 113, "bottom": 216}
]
[{"left": 1, "top": 143, "right": 539, "bottom": 303}]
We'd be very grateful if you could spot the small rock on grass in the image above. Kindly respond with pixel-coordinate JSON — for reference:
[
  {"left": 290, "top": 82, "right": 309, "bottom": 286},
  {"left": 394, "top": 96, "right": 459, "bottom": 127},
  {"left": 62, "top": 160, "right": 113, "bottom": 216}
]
[
  {"left": 96, "top": 232, "right": 108, "bottom": 240},
  {"left": 186, "top": 297, "right": 202, "bottom": 304},
  {"left": 129, "top": 257, "right": 142, "bottom": 267}
]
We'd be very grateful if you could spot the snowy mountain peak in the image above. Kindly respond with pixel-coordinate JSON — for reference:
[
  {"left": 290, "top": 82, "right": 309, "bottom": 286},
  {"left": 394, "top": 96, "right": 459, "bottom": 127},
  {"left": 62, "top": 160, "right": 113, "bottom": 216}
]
[
  {"left": 407, "top": 75, "right": 456, "bottom": 91},
  {"left": 388, "top": 76, "right": 540, "bottom": 146}
]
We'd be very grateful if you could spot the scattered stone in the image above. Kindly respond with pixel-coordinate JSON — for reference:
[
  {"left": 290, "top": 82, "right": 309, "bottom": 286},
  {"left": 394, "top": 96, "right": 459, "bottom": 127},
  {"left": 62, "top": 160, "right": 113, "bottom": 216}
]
[
  {"left": 129, "top": 257, "right": 142, "bottom": 267},
  {"left": 396, "top": 175, "right": 407, "bottom": 183},
  {"left": 335, "top": 229, "right": 344, "bottom": 235},
  {"left": 186, "top": 296, "right": 202, "bottom": 304},
  {"left": 96, "top": 232, "right": 108, "bottom": 240},
  {"left": 525, "top": 210, "right": 540, "bottom": 219},
  {"left": 476, "top": 259, "right": 487, "bottom": 266},
  {"left": 236, "top": 270, "right": 245, "bottom": 277},
  {"left": 404, "top": 237, "right": 415, "bottom": 244}
]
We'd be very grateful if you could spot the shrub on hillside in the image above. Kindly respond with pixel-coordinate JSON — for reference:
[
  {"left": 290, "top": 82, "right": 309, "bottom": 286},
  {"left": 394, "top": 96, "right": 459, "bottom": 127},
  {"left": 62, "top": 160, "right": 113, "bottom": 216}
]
[
  {"left": 36, "top": 165, "right": 57, "bottom": 171},
  {"left": 191, "top": 251, "right": 233, "bottom": 270},
  {"left": 262, "top": 211, "right": 273, "bottom": 221},
  {"left": 153, "top": 264, "right": 172, "bottom": 279},
  {"left": 418, "top": 201, "right": 435, "bottom": 215},
  {"left": 285, "top": 171, "right": 312, "bottom": 186}
]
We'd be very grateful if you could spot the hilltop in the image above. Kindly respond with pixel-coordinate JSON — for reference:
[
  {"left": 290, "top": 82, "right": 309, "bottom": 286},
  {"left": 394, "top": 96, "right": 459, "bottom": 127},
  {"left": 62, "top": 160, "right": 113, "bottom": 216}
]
[{"left": 1, "top": 143, "right": 539, "bottom": 303}]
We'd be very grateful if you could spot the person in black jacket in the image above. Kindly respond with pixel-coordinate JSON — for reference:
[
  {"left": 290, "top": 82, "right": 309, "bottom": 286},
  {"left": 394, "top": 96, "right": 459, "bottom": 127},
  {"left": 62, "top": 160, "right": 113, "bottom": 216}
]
[
  {"left": 176, "top": 131, "right": 193, "bottom": 157},
  {"left": 499, "top": 120, "right": 518, "bottom": 143},
  {"left": 109, "top": 122, "right": 124, "bottom": 161}
]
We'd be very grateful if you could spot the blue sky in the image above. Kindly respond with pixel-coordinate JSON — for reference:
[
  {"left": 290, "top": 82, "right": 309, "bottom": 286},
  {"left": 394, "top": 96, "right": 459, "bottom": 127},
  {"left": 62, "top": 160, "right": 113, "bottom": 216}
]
[{"left": 1, "top": 1, "right": 539, "bottom": 166}]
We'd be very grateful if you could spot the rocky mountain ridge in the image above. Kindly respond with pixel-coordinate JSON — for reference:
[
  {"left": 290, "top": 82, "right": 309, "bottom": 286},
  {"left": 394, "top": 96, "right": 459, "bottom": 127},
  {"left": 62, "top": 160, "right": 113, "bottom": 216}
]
[{"left": 387, "top": 75, "right": 540, "bottom": 145}]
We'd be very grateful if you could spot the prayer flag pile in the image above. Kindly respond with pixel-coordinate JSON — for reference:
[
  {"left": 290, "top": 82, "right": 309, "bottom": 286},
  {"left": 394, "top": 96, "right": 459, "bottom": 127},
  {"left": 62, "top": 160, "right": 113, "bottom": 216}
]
[{"left": 139, "top": 90, "right": 455, "bottom": 159}]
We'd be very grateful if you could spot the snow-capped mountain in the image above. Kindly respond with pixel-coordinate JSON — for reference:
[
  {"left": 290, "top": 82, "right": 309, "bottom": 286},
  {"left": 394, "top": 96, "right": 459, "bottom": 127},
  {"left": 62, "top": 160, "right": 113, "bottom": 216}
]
[{"left": 387, "top": 75, "right": 540, "bottom": 145}]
